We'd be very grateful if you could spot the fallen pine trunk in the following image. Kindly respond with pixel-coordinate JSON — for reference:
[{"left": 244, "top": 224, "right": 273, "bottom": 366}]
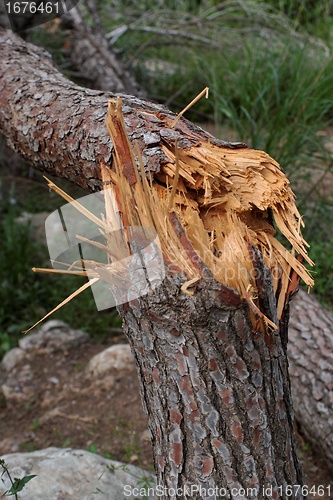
[
  {"left": 1, "top": 27, "right": 331, "bottom": 498},
  {"left": 289, "top": 289, "right": 333, "bottom": 470},
  {"left": 58, "top": 7, "right": 147, "bottom": 96}
]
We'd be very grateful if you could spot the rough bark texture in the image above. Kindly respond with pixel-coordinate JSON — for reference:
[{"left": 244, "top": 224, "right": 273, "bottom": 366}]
[
  {"left": 119, "top": 268, "right": 305, "bottom": 499},
  {"left": 0, "top": 29, "right": 227, "bottom": 192},
  {"left": 0, "top": 27, "right": 332, "bottom": 498},
  {"left": 289, "top": 290, "right": 333, "bottom": 470}
]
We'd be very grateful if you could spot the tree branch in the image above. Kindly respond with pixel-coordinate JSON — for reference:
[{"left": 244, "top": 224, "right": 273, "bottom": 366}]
[{"left": 0, "top": 29, "right": 239, "bottom": 191}]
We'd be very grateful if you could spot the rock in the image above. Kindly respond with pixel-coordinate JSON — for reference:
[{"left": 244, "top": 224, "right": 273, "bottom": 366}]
[
  {"left": 0, "top": 447, "right": 156, "bottom": 499},
  {"left": 88, "top": 344, "right": 134, "bottom": 377},
  {"left": 1, "top": 363, "right": 34, "bottom": 403},
  {"left": 1, "top": 347, "right": 25, "bottom": 372},
  {"left": 19, "top": 320, "right": 89, "bottom": 353}
]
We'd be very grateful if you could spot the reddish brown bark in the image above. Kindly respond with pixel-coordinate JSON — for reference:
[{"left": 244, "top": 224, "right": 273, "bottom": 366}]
[
  {"left": 289, "top": 290, "right": 333, "bottom": 470},
  {"left": 0, "top": 29, "right": 236, "bottom": 193},
  {"left": 120, "top": 269, "right": 304, "bottom": 498}
]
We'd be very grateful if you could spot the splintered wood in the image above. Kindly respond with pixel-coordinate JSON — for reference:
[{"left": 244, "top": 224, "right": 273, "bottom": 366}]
[
  {"left": 104, "top": 97, "right": 313, "bottom": 328},
  {"left": 26, "top": 95, "right": 314, "bottom": 335}
]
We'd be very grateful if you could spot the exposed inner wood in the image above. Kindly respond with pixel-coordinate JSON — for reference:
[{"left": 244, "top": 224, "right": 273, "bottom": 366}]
[
  {"left": 28, "top": 96, "right": 314, "bottom": 334},
  {"left": 103, "top": 97, "right": 313, "bottom": 327}
]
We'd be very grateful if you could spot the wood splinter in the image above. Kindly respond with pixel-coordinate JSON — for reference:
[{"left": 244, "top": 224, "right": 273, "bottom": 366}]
[{"left": 27, "top": 92, "right": 313, "bottom": 335}]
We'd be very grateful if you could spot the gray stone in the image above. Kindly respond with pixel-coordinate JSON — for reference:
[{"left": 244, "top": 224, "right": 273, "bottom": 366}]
[
  {"left": 1, "top": 363, "right": 34, "bottom": 403},
  {"left": 19, "top": 320, "right": 89, "bottom": 353},
  {"left": 0, "top": 447, "right": 156, "bottom": 499},
  {"left": 88, "top": 344, "right": 134, "bottom": 377},
  {"left": 1, "top": 347, "right": 26, "bottom": 372}
]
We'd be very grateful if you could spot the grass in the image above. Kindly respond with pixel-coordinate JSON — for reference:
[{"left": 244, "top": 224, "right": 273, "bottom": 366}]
[
  {"left": 103, "top": 1, "right": 333, "bottom": 176},
  {"left": 0, "top": 459, "right": 36, "bottom": 499},
  {"left": 260, "top": 0, "right": 333, "bottom": 38},
  {"left": 305, "top": 234, "right": 333, "bottom": 309}
]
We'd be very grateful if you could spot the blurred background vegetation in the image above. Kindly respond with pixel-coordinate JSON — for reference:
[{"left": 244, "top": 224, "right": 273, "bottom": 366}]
[{"left": 1, "top": 0, "right": 333, "bottom": 357}]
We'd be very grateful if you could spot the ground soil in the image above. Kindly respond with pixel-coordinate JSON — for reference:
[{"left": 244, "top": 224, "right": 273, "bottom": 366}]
[
  {"left": 0, "top": 330, "right": 332, "bottom": 499},
  {"left": 0, "top": 332, "right": 153, "bottom": 470}
]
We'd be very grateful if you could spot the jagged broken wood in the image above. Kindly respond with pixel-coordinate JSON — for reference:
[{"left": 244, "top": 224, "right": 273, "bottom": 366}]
[
  {"left": 103, "top": 97, "right": 313, "bottom": 323},
  {"left": 27, "top": 95, "right": 313, "bottom": 336}
]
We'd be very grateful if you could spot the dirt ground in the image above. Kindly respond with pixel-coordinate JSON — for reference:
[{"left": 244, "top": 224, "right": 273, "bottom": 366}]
[
  {"left": 0, "top": 332, "right": 153, "bottom": 469},
  {"left": 0, "top": 331, "right": 332, "bottom": 499}
]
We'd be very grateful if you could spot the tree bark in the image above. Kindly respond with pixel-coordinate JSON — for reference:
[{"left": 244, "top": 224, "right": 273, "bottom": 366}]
[
  {"left": 0, "top": 29, "right": 219, "bottom": 192},
  {"left": 0, "top": 27, "right": 331, "bottom": 498},
  {"left": 119, "top": 271, "right": 305, "bottom": 499},
  {"left": 289, "top": 290, "right": 333, "bottom": 470}
]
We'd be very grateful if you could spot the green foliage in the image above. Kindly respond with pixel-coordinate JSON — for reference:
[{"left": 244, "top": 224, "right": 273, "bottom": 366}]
[
  {"left": 302, "top": 442, "right": 311, "bottom": 452},
  {"left": 0, "top": 459, "right": 36, "bottom": 499},
  {"left": 30, "top": 418, "right": 40, "bottom": 431},
  {"left": 61, "top": 438, "right": 72, "bottom": 448},
  {"left": 19, "top": 441, "right": 35, "bottom": 453},
  {"left": 4, "top": 475, "right": 37, "bottom": 497},
  {"left": 203, "top": 42, "right": 333, "bottom": 174},
  {"left": 305, "top": 233, "right": 333, "bottom": 309},
  {"left": 260, "top": 0, "right": 333, "bottom": 32},
  {"left": 87, "top": 443, "right": 98, "bottom": 454}
]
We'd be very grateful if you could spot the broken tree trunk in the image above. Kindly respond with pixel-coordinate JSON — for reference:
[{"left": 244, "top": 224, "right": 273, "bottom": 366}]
[
  {"left": 0, "top": 28, "right": 215, "bottom": 192},
  {"left": 0, "top": 28, "right": 329, "bottom": 498},
  {"left": 99, "top": 99, "right": 313, "bottom": 499}
]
